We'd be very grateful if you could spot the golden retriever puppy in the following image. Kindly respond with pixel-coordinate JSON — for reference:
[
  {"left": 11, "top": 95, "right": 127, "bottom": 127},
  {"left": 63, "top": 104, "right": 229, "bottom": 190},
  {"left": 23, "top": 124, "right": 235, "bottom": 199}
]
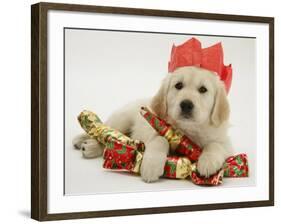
[{"left": 73, "top": 66, "right": 233, "bottom": 182}]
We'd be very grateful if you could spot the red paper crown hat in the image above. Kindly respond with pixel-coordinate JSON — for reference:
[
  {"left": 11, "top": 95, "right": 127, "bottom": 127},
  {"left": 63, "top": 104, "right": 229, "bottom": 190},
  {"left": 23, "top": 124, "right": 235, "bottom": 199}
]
[{"left": 168, "top": 38, "right": 232, "bottom": 93}]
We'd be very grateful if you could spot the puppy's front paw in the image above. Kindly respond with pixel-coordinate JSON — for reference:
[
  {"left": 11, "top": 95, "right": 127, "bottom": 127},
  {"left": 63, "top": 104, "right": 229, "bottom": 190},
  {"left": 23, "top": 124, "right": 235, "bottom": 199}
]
[
  {"left": 140, "top": 154, "right": 166, "bottom": 183},
  {"left": 81, "top": 139, "right": 103, "bottom": 158},
  {"left": 197, "top": 153, "right": 224, "bottom": 177},
  {"left": 72, "top": 134, "right": 89, "bottom": 149}
]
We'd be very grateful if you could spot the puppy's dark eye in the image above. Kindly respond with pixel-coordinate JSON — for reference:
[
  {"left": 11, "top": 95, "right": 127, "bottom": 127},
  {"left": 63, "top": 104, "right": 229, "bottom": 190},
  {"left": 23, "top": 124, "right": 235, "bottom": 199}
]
[
  {"left": 175, "top": 82, "right": 183, "bottom": 90},
  {"left": 198, "top": 86, "right": 207, "bottom": 93}
]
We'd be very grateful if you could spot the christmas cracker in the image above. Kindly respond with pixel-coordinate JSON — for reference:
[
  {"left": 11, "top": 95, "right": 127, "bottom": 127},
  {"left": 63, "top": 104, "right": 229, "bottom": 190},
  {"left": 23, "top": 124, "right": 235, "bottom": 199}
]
[
  {"left": 78, "top": 110, "right": 248, "bottom": 186},
  {"left": 140, "top": 107, "right": 202, "bottom": 161}
]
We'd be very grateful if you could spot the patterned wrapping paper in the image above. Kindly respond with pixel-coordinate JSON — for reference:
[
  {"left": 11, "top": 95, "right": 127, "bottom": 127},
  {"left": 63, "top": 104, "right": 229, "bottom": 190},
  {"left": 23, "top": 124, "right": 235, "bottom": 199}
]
[
  {"left": 78, "top": 110, "right": 145, "bottom": 150},
  {"left": 102, "top": 143, "right": 247, "bottom": 185},
  {"left": 223, "top": 154, "right": 249, "bottom": 177},
  {"left": 78, "top": 110, "right": 145, "bottom": 173},
  {"left": 102, "top": 141, "right": 138, "bottom": 171},
  {"left": 191, "top": 169, "right": 224, "bottom": 186},
  {"left": 78, "top": 110, "right": 249, "bottom": 186},
  {"left": 164, "top": 156, "right": 194, "bottom": 179},
  {"left": 102, "top": 139, "right": 145, "bottom": 173},
  {"left": 140, "top": 107, "right": 202, "bottom": 162}
]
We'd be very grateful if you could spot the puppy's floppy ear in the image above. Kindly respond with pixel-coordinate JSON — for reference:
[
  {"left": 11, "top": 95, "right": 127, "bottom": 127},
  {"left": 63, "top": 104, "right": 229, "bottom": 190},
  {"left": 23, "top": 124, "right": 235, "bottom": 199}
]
[
  {"left": 150, "top": 75, "right": 171, "bottom": 119},
  {"left": 211, "top": 83, "right": 230, "bottom": 127}
]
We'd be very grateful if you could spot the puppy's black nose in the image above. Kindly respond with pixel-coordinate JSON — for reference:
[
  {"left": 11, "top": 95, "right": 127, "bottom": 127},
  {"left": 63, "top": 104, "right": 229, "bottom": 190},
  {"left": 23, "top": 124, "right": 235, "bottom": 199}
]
[{"left": 180, "top": 100, "right": 194, "bottom": 114}]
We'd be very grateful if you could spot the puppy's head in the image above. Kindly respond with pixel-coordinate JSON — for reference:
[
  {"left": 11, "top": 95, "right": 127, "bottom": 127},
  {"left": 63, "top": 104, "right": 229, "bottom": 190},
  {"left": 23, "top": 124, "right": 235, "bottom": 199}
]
[{"left": 150, "top": 66, "right": 230, "bottom": 129}]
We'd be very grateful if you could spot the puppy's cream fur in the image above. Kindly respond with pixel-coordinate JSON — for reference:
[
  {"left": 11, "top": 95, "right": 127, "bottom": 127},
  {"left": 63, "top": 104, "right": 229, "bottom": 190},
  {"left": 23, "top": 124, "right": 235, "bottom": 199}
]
[{"left": 73, "top": 66, "right": 233, "bottom": 182}]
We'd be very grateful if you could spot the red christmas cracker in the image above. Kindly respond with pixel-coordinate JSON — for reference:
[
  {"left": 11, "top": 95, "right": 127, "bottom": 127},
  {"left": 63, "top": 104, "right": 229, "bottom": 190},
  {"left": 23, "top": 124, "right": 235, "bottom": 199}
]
[
  {"left": 103, "top": 141, "right": 248, "bottom": 186},
  {"left": 140, "top": 107, "right": 202, "bottom": 162},
  {"left": 191, "top": 169, "right": 224, "bottom": 186},
  {"left": 163, "top": 156, "right": 193, "bottom": 179},
  {"left": 162, "top": 155, "right": 223, "bottom": 186},
  {"left": 223, "top": 153, "right": 249, "bottom": 177},
  {"left": 102, "top": 141, "right": 138, "bottom": 170}
]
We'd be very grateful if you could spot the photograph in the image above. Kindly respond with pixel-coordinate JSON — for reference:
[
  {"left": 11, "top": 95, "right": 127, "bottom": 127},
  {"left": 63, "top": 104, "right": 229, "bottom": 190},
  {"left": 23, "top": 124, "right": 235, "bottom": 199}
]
[{"left": 65, "top": 31, "right": 255, "bottom": 195}]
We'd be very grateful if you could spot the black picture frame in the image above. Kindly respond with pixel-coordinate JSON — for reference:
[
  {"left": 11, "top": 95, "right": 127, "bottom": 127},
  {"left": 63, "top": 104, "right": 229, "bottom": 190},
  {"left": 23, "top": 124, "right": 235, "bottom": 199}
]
[{"left": 31, "top": 2, "right": 274, "bottom": 221}]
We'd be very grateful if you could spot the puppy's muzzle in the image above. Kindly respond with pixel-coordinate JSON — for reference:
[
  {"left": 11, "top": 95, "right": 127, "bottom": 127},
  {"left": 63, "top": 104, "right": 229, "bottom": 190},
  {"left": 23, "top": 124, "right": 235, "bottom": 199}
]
[{"left": 180, "top": 100, "right": 194, "bottom": 118}]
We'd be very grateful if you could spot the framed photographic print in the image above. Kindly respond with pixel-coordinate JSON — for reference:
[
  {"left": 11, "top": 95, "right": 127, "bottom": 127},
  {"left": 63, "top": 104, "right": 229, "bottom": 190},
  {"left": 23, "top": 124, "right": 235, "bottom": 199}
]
[{"left": 31, "top": 2, "right": 274, "bottom": 221}]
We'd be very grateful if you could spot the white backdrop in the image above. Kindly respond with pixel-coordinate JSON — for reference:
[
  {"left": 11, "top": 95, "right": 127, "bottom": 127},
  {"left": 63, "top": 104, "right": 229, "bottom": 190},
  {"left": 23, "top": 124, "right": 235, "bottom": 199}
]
[
  {"left": 0, "top": 0, "right": 280, "bottom": 223},
  {"left": 65, "top": 29, "right": 257, "bottom": 194}
]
